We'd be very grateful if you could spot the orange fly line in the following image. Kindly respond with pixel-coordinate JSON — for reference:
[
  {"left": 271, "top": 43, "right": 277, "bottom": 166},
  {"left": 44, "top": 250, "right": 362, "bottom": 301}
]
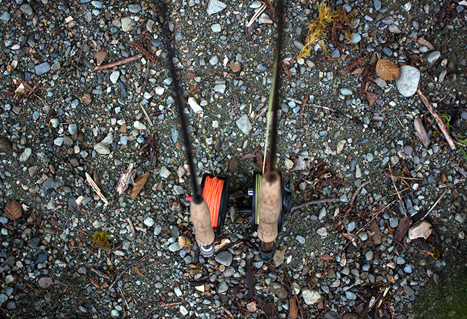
[{"left": 202, "top": 176, "right": 224, "bottom": 229}]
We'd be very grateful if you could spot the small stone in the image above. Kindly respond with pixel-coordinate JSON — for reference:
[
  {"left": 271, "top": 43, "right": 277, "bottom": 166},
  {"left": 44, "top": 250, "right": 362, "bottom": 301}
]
[
  {"left": 38, "top": 277, "right": 53, "bottom": 289},
  {"left": 155, "top": 87, "right": 164, "bottom": 95},
  {"left": 284, "top": 158, "right": 294, "bottom": 170},
  {"left": 317, "top": 227, "right": 328, "bottom": 238},
  {"left": 213, "top": 84, "right": 226, "bottom": 94},
  {"left": 351, "top": 33, "right": 361, "bottom": 44},
  {"left": 218, "top": 281, "right": 228, "bottom": 293},
  {"left": 355, "top": 164, "right": 362, "bottom": 178},
  {"left": 345, "top": 291, "right": 357, "bottom": 300},
  {"left": 389, "top": 25, "right": 401, "bottom": 33},
  {"left": 395, "top": 65, "right": 420, "bottom": 97},
  {"left": 229, "top": 61, "right": 241, "bottom": 73},
  {"left": 94, "top": 143, "right": 110, "bottom": 155},
  {"left": 302, "top": 289, "right": 321, "bottom": 305},
  {"left": 35, "top": 63, "right": 51, "bottom": 76},
  {"left": 95, "top": 50, "right": 107, "bottom": 65},
  {"left": 207, "top": 0, "right": 227, "bottom": 15},
  {"left": 318, "top": 207, "right": 326, "bottom": 220},
  {"left": 144, "top": 217, "right": 154, "bottom": 227},
  {"left": 365, "top": 250, "right": 374, "bottom": 261},
  {"left": 20, "top": 4, "right": 33, "bottom": 16},
  {"left": 455, "top": 213, "right": 466, "bottom": 224},
  {"left": 340, "top": 88, "right": 353, "bottom": 96},
  {"left": 346, "top": 222, "right": 356, "bottom": 232},
  {"left": 403, "top": 285, "right": 415, "bottom": 296},
  {"left": 54, "top": 137, "right": 64, "bottom": 147},
  {"left": 236, "top": 114, "right": 252, "bottom": 135},
  {"left": 396, "top": 256, "right": 405, "bottom": 265},
  {"left": 209, "top": 55, "right": 219, "bottom": 65},
  {"left": 215, "top": 251, "right": 233, "bottom": 266},
  {"left": 296, "top": 235, "right": 306, "bottom": 244},
  {"left": 331, "top": 49, "right": 340, "bottom": 59},
  {"left": 0, "top": 12, "right": 11, "bottom": 22},
  {"left": 173, "top": 185, "right": 185, "bottom": 195},
  {"left": 121, "top": 17, "right": 135, "bottom": 32},
  {"left": 211, "top": 24, "right": 221, "bottom": 32},
  {"left": 68, "top": 124, "right": 78, "bottom": 135},
  {"left": 20, "top": 148, "right": 32, "bottom": 162},
  {"left": 374, "top": 0, "right": 381, "bottom": 11},
  {"left": 269, "top": 282, "right": 288, "bottom": 300},
  {"left": 404, "top": 145, "right": 413, "bottom": 155},
  {"left": 229, "top": 158, "right": 239, "bottom": 172},
  {"left": 258, "top": 13, "right": 273, "bottom": 24},
  {"left": 43, "top": 177, "right": 63, "bottom": 194},
  {"left": 110, "top": 71, "right": 120, "bottom": 84},
  {"left": 81, "top": 94, "right": 92, "bottom": 105},
  {"left": 160, "top": 166, "right": 171, "bottom": 178},
  {"left": 187, "top": 97, "right": 203, "bottom": 113},
  {"left": 168, "top": 242, "right": 181, "bottom": 252},
  {"left": 133, "top": 121, "right": 146, "bottom": 130},
  {"left": 389, "top": 217, "right": 399, "bottom": 228},
  {"left": 128, "top": 4, "right": 142, "bottom": 13},
  {"left": 179, "top": 305, "right": 188, "bottom": 316},
  {"left": 427, "top": 51, "right": 441, "bottom": 64},
  {"left": 110, "top": 309, "right": 119, "bottom": 317}
]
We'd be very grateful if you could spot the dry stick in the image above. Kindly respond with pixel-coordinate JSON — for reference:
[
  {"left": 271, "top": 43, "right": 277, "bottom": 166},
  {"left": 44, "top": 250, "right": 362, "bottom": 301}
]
[
  {"left": 388, "top": 163, "right": 407, "bottom": 218},
  {"left": 291, "top": 198, "right": 340, "bottom": 213},
  {"left": 93, "top": 54, "right": 143, "bottom": 71},
  {"left": 141, "top": 62, "right": 151, "bottom": 94},
  {"left": 119, "top": 287, "right": 130, "bottom": 311},
  {"left": 140, "top": 103, "right": 154, "bottom": 127},
  {"left": 160, "top": 302, "right": 183, "bottom": 307},
  {"left": 109, "top": 248, "right": 158, "bottom": 290},
  {"left": 417, "top": 89, "right": 456, "bottom": 150},
  {"left": 285, "top": 97, "right": 361, "bottom": 123},
  {"left": 90, "top": 267, "right": 110, "bottom": 280},
  {"left": 282, "top": 267, "right": 305, "bottom": 319},
  {"left": 418, "top": 187, "right": 450, "bottom": 223},
  {"left": 246, "top": 4, "right": 266, "bottom": 27},
  {"left": 85, "top": 172, "right": 109, "bottom": 205},
  {"left": 340, "top": 180, "right": 371, "bottom": 222}
]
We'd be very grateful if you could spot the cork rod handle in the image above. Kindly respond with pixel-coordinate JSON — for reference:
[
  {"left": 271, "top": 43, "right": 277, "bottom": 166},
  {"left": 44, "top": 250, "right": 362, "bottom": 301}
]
[
  {"left": 190, "top": 199, "right": 215, "bottom": 247},
  {"left": 257, "top": 172, "right": 281, "bottom": 243}
]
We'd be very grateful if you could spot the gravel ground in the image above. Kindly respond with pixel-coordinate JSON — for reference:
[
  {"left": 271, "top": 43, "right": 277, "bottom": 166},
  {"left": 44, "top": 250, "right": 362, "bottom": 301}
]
[{"left": 1, "top": 0, "right": 467, "bottom": 318}]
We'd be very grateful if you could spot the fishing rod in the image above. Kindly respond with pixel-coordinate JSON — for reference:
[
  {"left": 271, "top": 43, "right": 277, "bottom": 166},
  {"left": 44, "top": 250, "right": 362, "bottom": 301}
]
[
  {"left": 254, "top": 0, "right": 292, "bottom": 261},
  {"left": 158, "top": 1, "right": 229, "bottom": 257}
]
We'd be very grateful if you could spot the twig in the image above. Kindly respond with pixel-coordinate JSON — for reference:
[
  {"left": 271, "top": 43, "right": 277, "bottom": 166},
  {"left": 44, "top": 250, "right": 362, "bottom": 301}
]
[
  {"left": 388, "top": 163, "right": 407, "bottom": 218},
  {"left": 93, "top": 54, "right": 143, "bottom": 71},
  {"left": 340, "top": 180, "right": 371, "bottom": 222},
  {"left": 119, "top": 287, "right": 130, "bottom": 311},
  {"left": 141, "top": 62, "right": 150, "bottom": 94},
  {"left": 246, "top": 4, "right": 266, "bottom": 27},
  {"left": 85, "top": 172, "right": 109, "bottom": 205},
  {"left": 126, "top": 217, "right": 136, "bottom": 238},
  {"left": 417, "top": 89, "right": 456, "bottom": 150},
  {"left": 109, "top": 248, "right": 158, "bottom": 290},
  {"left": 140, "top": 103, "right": 154, "bottom": 127},
  {"left": 161, "top": 302, "right": 183, "bottom": 307},
  {"left": 91, "top": 267, "right": 110, "bottom": 280},
  {"left": 291, "top": 198, "right": 340, "bottom": 213},
  {"left": 285, "top": 97, "right": 362, "bottom": 124},
  {"left": 282, "top": 267, "right": 305, "bottom": 319},
  {"left": 418, "top": 188, "right": 449, "bottom": 222}
]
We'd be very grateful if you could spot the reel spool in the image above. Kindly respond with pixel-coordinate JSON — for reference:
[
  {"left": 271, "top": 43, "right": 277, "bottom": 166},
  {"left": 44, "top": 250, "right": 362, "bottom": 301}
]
[
  {"left": 200, "top": 174, "right": 230, "bottom": 237},
  {"left": 251, "top": 171, "right": 292, "bottom": 235}
]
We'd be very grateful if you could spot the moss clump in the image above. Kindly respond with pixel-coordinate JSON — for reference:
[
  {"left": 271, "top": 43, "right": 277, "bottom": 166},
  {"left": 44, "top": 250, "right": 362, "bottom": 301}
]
[{"left": 92, "top": 230, "right": 110, "bottom": 249}]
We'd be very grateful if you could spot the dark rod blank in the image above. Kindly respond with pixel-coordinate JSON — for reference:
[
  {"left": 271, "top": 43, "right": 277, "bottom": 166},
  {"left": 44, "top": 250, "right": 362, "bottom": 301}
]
[{"left": 158, "top": 1, "right": 202, "bottom": 203}]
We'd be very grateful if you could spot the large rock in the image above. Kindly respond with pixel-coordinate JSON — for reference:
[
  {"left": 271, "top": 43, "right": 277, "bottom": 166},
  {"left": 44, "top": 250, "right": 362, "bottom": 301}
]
[
  {"left": 395, "top": 65, "right": 420, "bottom": 97},
  {"left": 207, "top": 0, "right": 227, "bottom": 15},
  {"left": 302, "top": 289, "right": 321, "bottom": 305},
  {"left": 236, "top": 114, "right": 252, "bottom": 135}
]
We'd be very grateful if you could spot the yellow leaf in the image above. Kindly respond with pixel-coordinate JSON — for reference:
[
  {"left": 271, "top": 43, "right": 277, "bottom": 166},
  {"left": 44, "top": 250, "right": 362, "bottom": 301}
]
[{"left": 376, "top": 59, "right": 400, "bottom": 81}]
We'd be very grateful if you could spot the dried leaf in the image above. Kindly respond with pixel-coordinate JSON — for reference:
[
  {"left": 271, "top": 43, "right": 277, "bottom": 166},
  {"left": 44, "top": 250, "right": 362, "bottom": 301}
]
[
  {"left": 365, "top": 92, "right": 378, "bottom": 107},
  {"left": 0, "top": 137, "right": 12, "bottom": 150},
  {"left": 376, "top": 59, "right": 400, "bottom": 81},
  {"left": 273, "top": 247, "right": 286, "bottom": 267},
  {"left": 4, "top": 200, "right": 22, "bottom": 221},
  {"left": 393, "top": 217, "right": 411, "bottom": 244},
  {"left": 368, "top": 220, "right": 382, "bottom": 244},
  {"left": 291, "top": 155, "right": 313, "bottom": 171},
  {"left": 242, "top": 153, "right": 255, "bottom": 159},
  {"left": 320, "top": 254, "right": 334, "bottom": 261},
  {"left": 134, "top": 264, "right": 146, "bottom": 277},
  {"left": 414, "top": 118, "right": 430, "bottom": 148},
  {"left": 256, "top": 297, "right": 280, "bottom": 319},
  {"left": 245, "top": 259, "right": 255, "bottom": 299},
  {"left": 130, "top": 171, "right": 150, "bottom": 200},
  {"left": 116, "top": 163, "right": 135, "bottom": 195},
  {"left": 289, "top": 297, "right": 298, "bottom": 319},
  {"left": 351, "top": 67, "right": 363, "bottom": 75}
]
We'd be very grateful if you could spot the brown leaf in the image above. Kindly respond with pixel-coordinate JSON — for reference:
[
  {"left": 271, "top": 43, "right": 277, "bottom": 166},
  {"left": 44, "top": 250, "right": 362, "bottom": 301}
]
[
  {"left": 393, "top": 217, "right": 411, "bottom": 244},
  {"left": 351, "top": 67, "right": 363, "bottom": 75},
  {"left": 320, "top": 254, "right": 334, "bottom": 261},
  {"left": 289, "top": 297, "right": 298, "bottom": 319},
  {"left": 376, "top": 59, "right": 400, "bottom": 81},
  {"left": 134, "top": 264, "right": 146, "bottom": 277},
  {"left": 256, "top": 297, "right": 280, "bottom": 319},
  {"left": 245, "top": 259, "right": 255, "bottom": 299},
  {"left": 4, "top": 200, "right": 22, "bottom": 221},
  {"left": 368, "top": 220, "right": 382, "bottom": 244},
  {"left": 130, "top": 171, "right": 150, "bottom": 200},
  {"left": 365, "top": 92, "right": 378, "bottom": 107},
  {"left": 414, "top": 118, "right": 430, "bottom": 148},
  {"left": 242, "top": 153, "right": 255, "bottom": 159},
  {"left": 0, "top": 137, "right": 12, "bottom": 150}
]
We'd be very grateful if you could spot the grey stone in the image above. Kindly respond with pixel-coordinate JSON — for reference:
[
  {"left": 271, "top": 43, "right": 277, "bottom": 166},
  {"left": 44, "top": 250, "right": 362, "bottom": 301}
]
[
  {"left": 340, "top": 88, "right": 353, "bottom": 96},
  {"left": 0, "top": 293, "right": 7, "bottom": 305},
  {"left": 68, "top": 124, "right": 78, "bottom": 135},
  {"left": 160, "top": 166, "right": 171, "bottom": 178},
  {"left": 68, "top": 198, "right": 79, "bottom": 214},
  {"left": 351, "top": 33, "right": 361, "bottom": 44},
  {"left": 236, "top": 114, "right": 252, "bottom": 135},
  {"left": 121, "top": 17, "right": 135, "bottom": 32},
  {"left": 215, "top": 250, "right": 233, "bottom": 266},
  {"left": 209, "top": 55, "right": 219, "bottom": 65},
  {"left": 211, "top": 24, "right": 221, "bottom": 32},
  {"left": 427, "top": 51, "right": 441, "bottom": 64},
  {"left": 20, "top": 148, "right": 32, "bottom": 162},
  {"left": 214, "top": 84, "right": 226, "bottom": 94},
  {"left": 110, "top": 71, "right": 120, "bottom": 84},
  {"left": 355, "top": 164, "right": 362, "bottom": 178},
  {"left": 28, "top": 237, "right": 41, "bottom": 248},
  {"left": 396, "top": 256, "right": 405, "bottom": 264},
  {"left": 144, "top": 217, "right": 154, "bottom": 227},
  {"left": 207, "top": 0, "right": 227, "bottom": 15},
  {"left": 389, "top": 217, "right": 399, "bottom": 228},
  {"left": 395, "top": 65, "right": 420, "bottom": 97},
  {"left": 345, "top": 291, "right": 357, "bottom": 300},
  {"left": 317, "top": 227, "right": 328, "bottom": 238},
  {"left": 128, "top": 4, "right": 141, "bottom": 13},
  {"left": 269, "top": 282, "right": 288, "bottom": 300},
  {"left": 296, "top": 235, "right": 305, "bottom": 244},
  {"left": 302, "top": 289, "right": 321, "bottom": 305},
  {"left": 404, "top": 145, "right": 413, "bottom": 155},
  {"left": 346, "top": 222, "right": 356, "bottom": 232},
  {"left": 35, "top": 63, "right": 51, "bottom": 76},
  {"left": 54, "top": 137, "right": 63, "bottom": 147},
  {"left": 173, "top": 185, "right": 185, "bottom": 195},
  {"left": 91, "top": 1, "right": 103, "bottom": 9},
  {"left": 171, "top": 129, "right": 179, "bottom": 143},
  {"left": 94, "top": 143, "right": 110, "bottom": 155},
  {"left": 331, "top": 49, "right": 340, "bottom": 59},
  {"left": 168, "top": 242, "right": 181, "bottom": 252},
  {"left": 188, "top": 97, "right": 203, "bottom": 113},
  {"left": 43, "top": 177, "right": 63, "bottom": 194},
  {"left": 218, "top": 281, "right": 228, "bottom": 293},
  {"left": 133, "top": 121, "right": 146, "bottom": 130},
  {"left": 374, "top": 0, "right": 381, "bottom": 11},
  {"left": 0, "top": 12, "right": 11, "bottom": 22},
  {"left": 365, "top": 250, "right": 374, "bottom": 261},
  {"left": 389, "top": 25, "right": 401, "bottom": 33},
  {"left": 20, "top": 4, "right": 33, "bottom": 15}
]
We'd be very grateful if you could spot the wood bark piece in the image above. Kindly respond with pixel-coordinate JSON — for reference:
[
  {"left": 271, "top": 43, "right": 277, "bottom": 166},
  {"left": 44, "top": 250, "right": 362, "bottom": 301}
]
[
  {"left": 414, "top": 117, "right": 430, "bottom": 148},
  {"left": 417, "top": 89, "right": 456, "bottom": 150},
  {"left": 85, "top": 172, "right": 109, "bottom": 205}
]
